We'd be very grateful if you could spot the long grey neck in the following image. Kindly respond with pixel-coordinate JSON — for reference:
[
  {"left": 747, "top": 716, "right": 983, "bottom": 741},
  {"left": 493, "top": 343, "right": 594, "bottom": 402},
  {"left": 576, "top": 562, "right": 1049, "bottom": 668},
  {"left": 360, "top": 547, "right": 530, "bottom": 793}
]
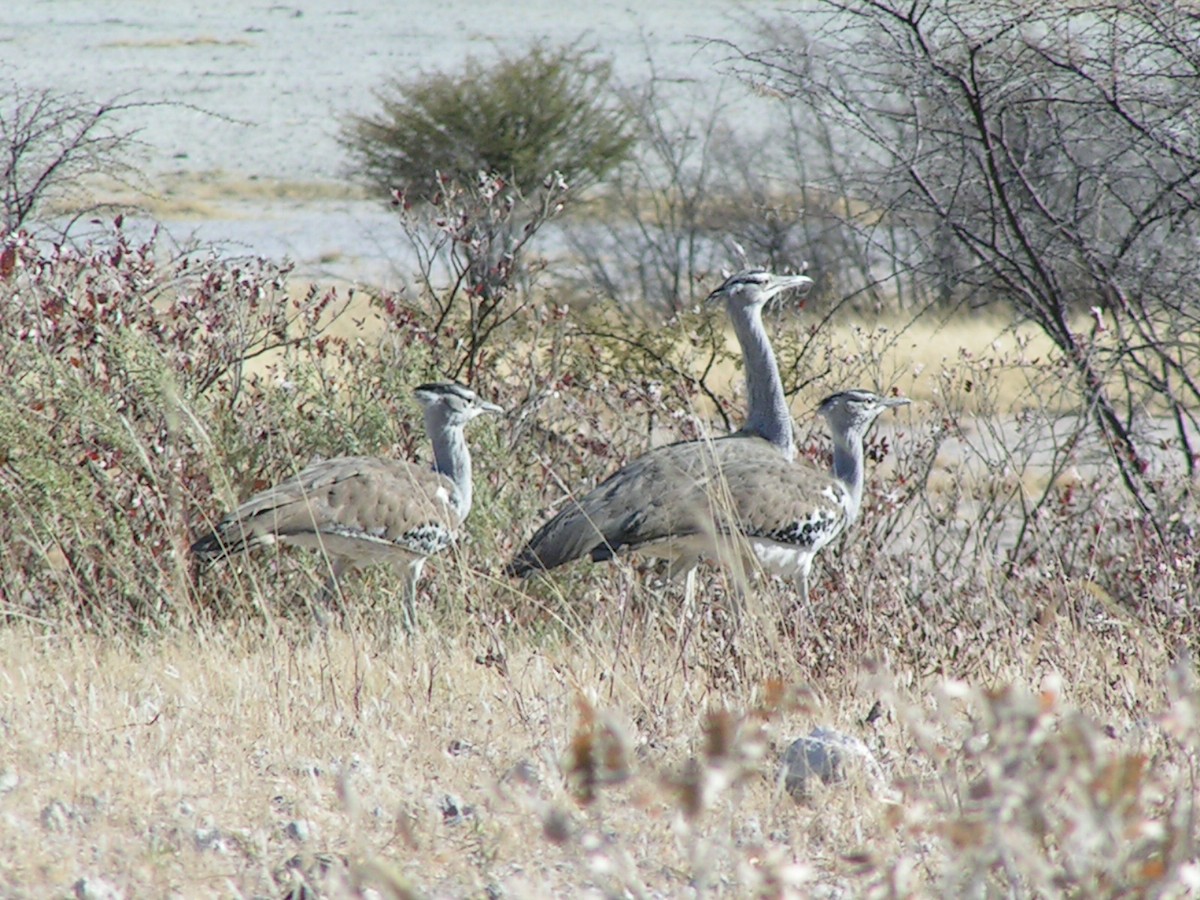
[
  {"left": 728, "top": 300, "right": 795, "bottom": 460},
  {"left": 425, "top": 411, "right": 473, "bottom": 519},
  {"left": 831, "top": 429, "right": 866, "bottom": 523}
]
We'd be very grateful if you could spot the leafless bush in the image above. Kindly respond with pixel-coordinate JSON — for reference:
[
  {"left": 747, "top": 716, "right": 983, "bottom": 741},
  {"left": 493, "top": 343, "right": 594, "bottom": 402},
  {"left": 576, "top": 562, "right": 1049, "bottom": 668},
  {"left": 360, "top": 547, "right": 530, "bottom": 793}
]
[
  {"left": 725, "top": 0, "right": 1200, "bottom": 526},
  {"left": 560, "top": 79, "right": 734, "bottom": 312},
  {"left": 561, "top": 77, "right": 871, "bottom": 315},
  {"left": 388, "top": 170, "right": 570, "bottom": 380},
  {"left": 0, "top": 82, "right": 149, "bottom": 236}
]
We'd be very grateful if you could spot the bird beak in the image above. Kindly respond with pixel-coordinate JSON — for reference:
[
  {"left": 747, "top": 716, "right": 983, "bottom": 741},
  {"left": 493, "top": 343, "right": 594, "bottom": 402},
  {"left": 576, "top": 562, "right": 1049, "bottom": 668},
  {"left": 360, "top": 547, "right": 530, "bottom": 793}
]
[
  {"left": 766, "top": 274, "right": 814, "bottom": 301},
  {"left": 480, "top": 400, "right": 505, "bottom": 416},
  {"left": 883, "top": 396, "right": 912, "bottom": 409}
]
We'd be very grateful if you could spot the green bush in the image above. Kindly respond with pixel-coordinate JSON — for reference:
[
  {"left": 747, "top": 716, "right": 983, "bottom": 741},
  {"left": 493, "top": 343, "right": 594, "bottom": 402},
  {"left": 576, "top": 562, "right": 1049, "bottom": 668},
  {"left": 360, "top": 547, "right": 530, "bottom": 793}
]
[{"left": 342, "top": 42, "right": 635, "bottom": 198}]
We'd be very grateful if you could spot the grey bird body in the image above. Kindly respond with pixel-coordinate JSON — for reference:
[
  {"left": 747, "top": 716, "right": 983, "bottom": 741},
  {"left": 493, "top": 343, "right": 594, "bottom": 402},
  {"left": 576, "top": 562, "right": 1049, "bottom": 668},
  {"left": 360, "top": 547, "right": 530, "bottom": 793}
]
[
  {"left": 192, "top": 382, "right": 502, "bottom": 628},
  {"left": 508, "top": 433, "right": 843, "bottom": 576},
  {"left": 507, "top": 268, "right": 820, "bottom": 586},
  {"left": 506, "top": 391, "right": 908, "bottom": 599},
  {"left": 189, "top": 455, "right": 462, "bottom": 565}
]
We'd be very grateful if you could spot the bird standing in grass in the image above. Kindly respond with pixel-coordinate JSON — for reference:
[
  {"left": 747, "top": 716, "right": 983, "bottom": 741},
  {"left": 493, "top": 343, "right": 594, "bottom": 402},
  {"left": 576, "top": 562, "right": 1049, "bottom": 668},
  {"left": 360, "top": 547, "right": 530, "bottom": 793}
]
[
  {"left": 506, "top": 268, "right": 818, "bottom": 597},
  {"left": 509, "top": 378, "right": 908, "bottom": 605},
  {"left": 191, "top": 382, "right": 502, "bottom": 630},
  {"left": 767, "top": 388, "right": 911, "bottom": 604}
]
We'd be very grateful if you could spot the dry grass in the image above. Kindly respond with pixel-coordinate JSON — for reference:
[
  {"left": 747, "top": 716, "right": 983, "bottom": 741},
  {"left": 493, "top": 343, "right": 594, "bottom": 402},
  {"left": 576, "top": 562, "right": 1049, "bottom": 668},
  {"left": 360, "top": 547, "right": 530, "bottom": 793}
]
[
  {"left": 67, "top": 171, "right": 371, "bottom": 221},
  {"left": 1, "top": 571, "right": 1194, "bottom": 897},
  {"left": 2, "top": 231, "right": 1196, "bottom": 897},
  {"left": 98, "top": 37, "right": 255, "bottom": 50}
]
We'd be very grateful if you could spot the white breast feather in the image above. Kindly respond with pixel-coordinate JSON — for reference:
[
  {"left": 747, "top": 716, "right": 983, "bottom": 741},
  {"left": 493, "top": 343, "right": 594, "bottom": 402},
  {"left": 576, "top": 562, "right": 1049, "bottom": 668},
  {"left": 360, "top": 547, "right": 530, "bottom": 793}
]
[{"left": 747, "top": 538, "right": 814, "bottom": 579}]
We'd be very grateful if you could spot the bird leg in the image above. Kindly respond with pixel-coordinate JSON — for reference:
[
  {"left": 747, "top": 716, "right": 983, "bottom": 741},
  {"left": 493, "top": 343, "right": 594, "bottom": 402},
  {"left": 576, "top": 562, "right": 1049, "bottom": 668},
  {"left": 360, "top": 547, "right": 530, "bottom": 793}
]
[
  {"left": 397, "top": 558, "right": 427, "bottom": 636},
  {"left": 314, "top": 557, "right": 349, "bottom": 629},
  {"left": 781, "top": 564, "right": 813, "bottom": 643},
  {"left": 683, "top": 567, "right": 697, "bottom": 613},
  {"left": 664, "top": 558, "right": 700, "bottom": 615}
]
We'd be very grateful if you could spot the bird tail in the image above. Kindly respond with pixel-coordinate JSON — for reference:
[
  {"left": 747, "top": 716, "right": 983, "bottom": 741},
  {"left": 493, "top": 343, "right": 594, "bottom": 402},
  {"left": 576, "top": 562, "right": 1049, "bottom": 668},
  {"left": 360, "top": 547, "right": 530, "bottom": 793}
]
[
  {"left": 190, "top": 522, "right": 257, "bottom": 563},
  {"left": 502, "top": 552, "right": 542, "bottom": 579}
]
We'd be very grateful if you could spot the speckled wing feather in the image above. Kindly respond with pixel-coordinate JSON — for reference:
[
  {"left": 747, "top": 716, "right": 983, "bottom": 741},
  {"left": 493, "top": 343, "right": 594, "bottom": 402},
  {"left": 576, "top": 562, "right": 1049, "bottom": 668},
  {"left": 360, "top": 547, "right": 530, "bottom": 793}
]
[
  {"left": 707, "top": 446, "right": 850, "bottom": 555},
  {"left": 507, "top": 436, "right": 850, "bottom": 575},
  {"left": 191, "top": 456, "right": 461, "bottom": 565}
]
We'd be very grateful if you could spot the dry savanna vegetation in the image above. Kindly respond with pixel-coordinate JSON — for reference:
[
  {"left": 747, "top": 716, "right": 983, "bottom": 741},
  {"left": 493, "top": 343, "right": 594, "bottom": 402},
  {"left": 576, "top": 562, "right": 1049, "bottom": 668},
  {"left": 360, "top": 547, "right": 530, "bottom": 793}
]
[
  {"left": 1, "top": 218, "right": 1196, "bottom": 899},
  {"left": 4, "top": 1, "right": 1200, "bottom": 895}
]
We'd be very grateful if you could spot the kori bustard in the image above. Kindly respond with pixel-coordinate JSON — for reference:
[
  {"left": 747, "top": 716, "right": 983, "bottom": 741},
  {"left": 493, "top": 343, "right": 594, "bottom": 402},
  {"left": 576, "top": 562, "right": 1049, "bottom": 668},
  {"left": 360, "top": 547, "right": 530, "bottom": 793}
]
[
  {"left": 191, "top": 382, "right": 502, "bottom": 629},
  {"left": 507, "top": 268, "right": 814, "bottom": 589},
  {"left": 507, "top": 270, "right": 910, "bottom": 604}
]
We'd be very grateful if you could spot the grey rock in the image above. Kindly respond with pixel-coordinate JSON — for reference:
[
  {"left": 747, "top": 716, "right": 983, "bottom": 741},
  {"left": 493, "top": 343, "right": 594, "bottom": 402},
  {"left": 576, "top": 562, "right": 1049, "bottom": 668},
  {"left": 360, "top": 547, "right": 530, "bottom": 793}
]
[
  {"left": 780, "top": 727, "right": 881, "bottom": 799},
  {"left": 193, "top": 823, "right": 227, "bottom": 853},
  {"left": 285, "top": 819, "right": 313, "bottom": 842},
  {"left": 73, "top": 876, "right": 123, "bottom": 900},
  {"left": 440, "top": 793, "right": 474, "bottom": 825},
  {"left": 40, "top": 799, "right": 72, "bottom": 832}
]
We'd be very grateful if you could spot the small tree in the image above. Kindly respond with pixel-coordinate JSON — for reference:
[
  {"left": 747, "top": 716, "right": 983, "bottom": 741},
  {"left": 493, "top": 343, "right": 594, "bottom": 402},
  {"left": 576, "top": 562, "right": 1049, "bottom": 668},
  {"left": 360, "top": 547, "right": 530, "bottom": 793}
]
[
  {"left": 343, "top": 43, "right": 634, "bottom": 380},
  {"left": 341, "top": 42, "right": 635, "bottom": 198}
]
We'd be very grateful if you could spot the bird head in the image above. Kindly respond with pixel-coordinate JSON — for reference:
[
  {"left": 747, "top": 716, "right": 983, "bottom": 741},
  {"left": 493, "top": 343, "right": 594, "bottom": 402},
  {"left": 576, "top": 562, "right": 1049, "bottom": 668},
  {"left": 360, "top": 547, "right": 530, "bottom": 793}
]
[
  {"left": 817, "top": 390, "right": 911, "bottom": 438},
  {"left": 414, "top": 382, "right": 504, "bottom": 425},
  {"left": 705, "top": 268, "right": 814, "bottom": 311}
]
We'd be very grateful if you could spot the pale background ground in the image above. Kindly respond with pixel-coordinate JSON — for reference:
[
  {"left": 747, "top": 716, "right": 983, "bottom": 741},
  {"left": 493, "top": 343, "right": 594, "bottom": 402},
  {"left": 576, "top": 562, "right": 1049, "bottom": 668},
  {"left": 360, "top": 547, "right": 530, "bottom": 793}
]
[{"left": 2, "top": 0, "right": 764, "bottom": 284}]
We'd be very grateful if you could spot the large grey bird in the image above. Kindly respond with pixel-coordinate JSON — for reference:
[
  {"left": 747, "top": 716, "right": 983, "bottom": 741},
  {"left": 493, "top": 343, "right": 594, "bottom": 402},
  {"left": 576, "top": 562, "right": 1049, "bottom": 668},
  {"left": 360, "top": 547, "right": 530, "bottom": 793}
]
[
  {"left": 510, "top": 383, "right": 907, "bottom": 603},
  {"left": 191, "top": 382, "right": 502, "bottom": 629},
  {"left": 507, "top": 268, "right": 824, "bottom": 593}
]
